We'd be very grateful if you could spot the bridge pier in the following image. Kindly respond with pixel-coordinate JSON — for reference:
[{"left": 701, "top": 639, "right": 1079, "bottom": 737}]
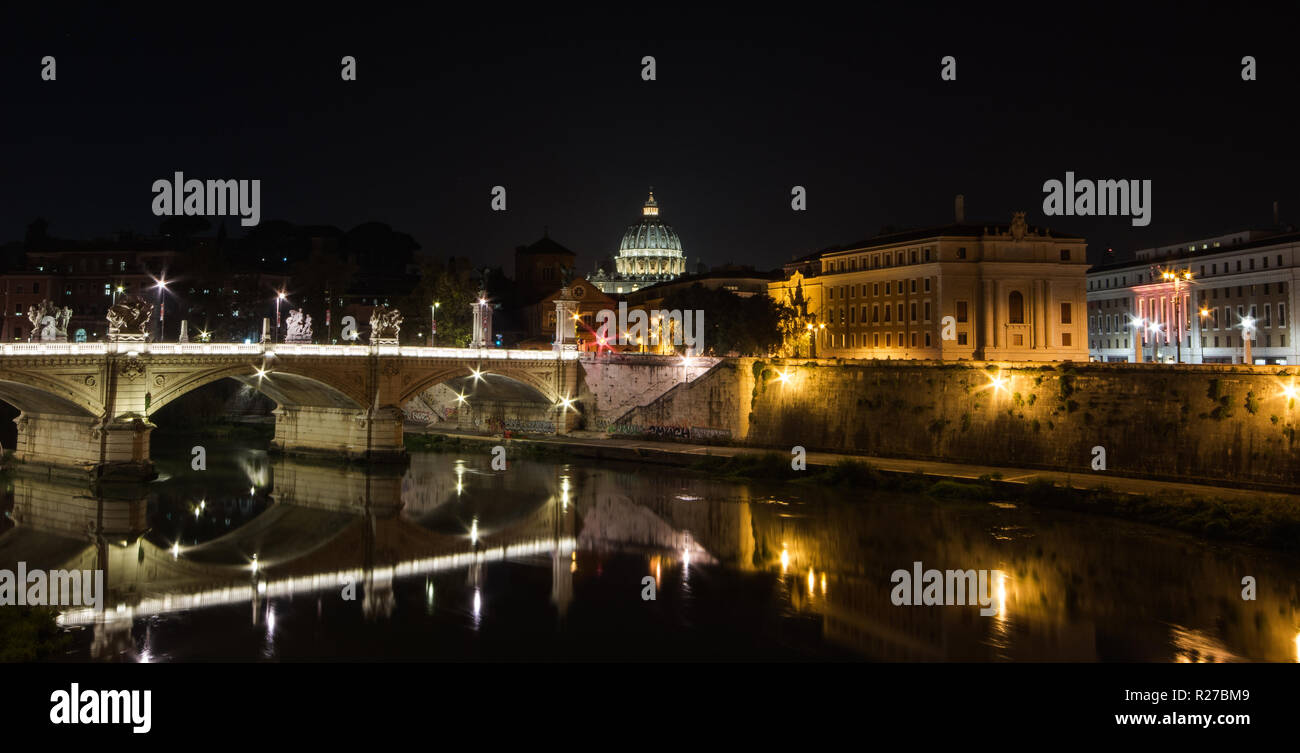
[
  {"left": 12, "top": 411, "right": 155, "bottom": 481},
  {"left": 270, "top": 405, "right": 406, "bottom": 463}
]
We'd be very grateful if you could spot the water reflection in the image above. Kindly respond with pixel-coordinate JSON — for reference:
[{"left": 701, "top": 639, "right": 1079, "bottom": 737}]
[{"left": 1, "top": 443, "right": 1298, "bottom": 662}]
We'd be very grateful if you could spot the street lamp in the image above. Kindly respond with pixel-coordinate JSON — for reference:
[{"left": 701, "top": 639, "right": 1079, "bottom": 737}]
[
  {"left": 275, "top": 290, "right": 287, "bottom": 343},
  {"left": 1129, "top": 316, "right": 1146, "bottom": 363},
  {"left": 153, "top": 276, "right": 168, "bottom": 341},
  {"left": 1198, "top": 307, "right": 1210, "bottom": 362},
  {"left": 1240, "top": 315, "right": 1256, "bottom": 364},
  {"left": 430, "top": 301, "right": 440, "bottom": 347},
  {"left": 112, "top": 284, "right": 125, "bottom": 306},
  {"left": 1160, "top": 268, "right": 1195, "bottom": 363}
]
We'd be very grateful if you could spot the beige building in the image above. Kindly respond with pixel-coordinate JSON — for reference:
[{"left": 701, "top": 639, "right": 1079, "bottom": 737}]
[{"left": 769, "top": 213, "right": 1090, "bottom": 361}]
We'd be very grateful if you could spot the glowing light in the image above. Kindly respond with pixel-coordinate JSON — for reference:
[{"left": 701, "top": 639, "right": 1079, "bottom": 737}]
[
  {"left": 556, "top": 394, "right": 575, "bottom": 411},
  {"left": 820, "top": 573, "right": 827, "bottom": 595},
  {"left": 807, "top": 567, "right": 815, "bottom": 595},
  {"left": 172, "top": 542, "right": 180, "bottom": 559},
  {"left": 469, "top": 366, "right": 486, "bottom": 383},
  {"left": 455, "top": 391, "right": 468, "bottom": 405},
  {"left": 251, "top": 554, "right": 259, "bottom": 574},
  {"left": 775, "top": 370, "right": 790, "bottom": 384},
  {"left": 277, "top": 291, "right": 287, "bottom": 300},
  {"left": 780, "top": 545, "right": 790, "bottom": 573},
  {"left": 682, "top": 546, "right": 691, "bottom": 569},
  {"left": 470, "top": 516, "right": 479, "bottom": 545}
]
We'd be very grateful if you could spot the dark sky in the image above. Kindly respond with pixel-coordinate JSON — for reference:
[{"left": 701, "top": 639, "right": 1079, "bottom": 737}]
[{"left": 3, "top": 5, "right": 1298, "bottom": 272}]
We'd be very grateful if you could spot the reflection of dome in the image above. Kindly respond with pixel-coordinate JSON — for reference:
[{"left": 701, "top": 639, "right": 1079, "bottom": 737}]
[{"left": 594, "top": 189, "right": 688, "bottom": 294}]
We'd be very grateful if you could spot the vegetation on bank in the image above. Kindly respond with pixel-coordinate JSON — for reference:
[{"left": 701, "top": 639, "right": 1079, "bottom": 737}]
[
  {"left": 0, "top": 606, "right": 71, "bottom": 662},
  {"left": 686, "top": 453, "right": 1300, "bottom": 552},
  {"left": 404, "top": 432, "right": 573, "bottom": 459}
]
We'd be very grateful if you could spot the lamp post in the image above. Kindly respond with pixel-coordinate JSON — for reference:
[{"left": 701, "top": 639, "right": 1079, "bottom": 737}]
[
  {"left": 153, "top": 276, "right": 168, "bottom": 341},
  {"left": 1161, "top": 269, "right": 1194, "bottom": 364},
  {"left": 430, "top": 301, "right": 440, "bottom": 347},
  {"left": 1198, "top": 307, "right": 1209, "bottom": 363},
  {"left": 112, "top": 284, "right": 124, "bottom": 306},
  {"left": 1241, "top": 315, "right": 1256, "bottom": 365},
  {"left": 1130, "top": 316, "right": 1145, "bottom": 363},
  {"left": 275, "top": 290, "right": 287, "bottom": 343}
]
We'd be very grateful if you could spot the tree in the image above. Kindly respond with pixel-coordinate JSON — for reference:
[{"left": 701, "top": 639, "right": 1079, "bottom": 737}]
[
  {"left": 401, "top": 258, "right": 476, "bottom": 346},
  {"left": 660, "top": 284, "right": 788, "bottom": 356}
]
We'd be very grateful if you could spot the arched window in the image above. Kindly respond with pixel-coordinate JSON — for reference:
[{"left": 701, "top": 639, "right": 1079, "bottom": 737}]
[{"left": 1008, "top": 291, "right": 1025, "bottom": 323}]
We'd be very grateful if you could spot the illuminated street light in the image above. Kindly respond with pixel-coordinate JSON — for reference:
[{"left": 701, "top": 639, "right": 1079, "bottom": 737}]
[
  {"left": 153, "top": 276, "right": 169, "bottom": 341},
  {"left": 275, "top": 290, "right": 288, "bottom": 343}
]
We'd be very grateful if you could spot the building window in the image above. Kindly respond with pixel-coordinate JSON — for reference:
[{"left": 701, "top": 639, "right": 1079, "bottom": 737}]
[
  {"left": 924, "top": 278, "right": 931, "bottom": 293},
  {"left": 925, "top": 332, "right": 931, "bottom": 346},
  {"left": 910, "top": 332, "right": 918, "bottom": 347},
  {"left": 872, "top": 305, "right": 879, "bottom": 323},
  {"left": 1008, "top": 291, "right": 1025, "bottom": 323},
  {"left": 1060, "top": 249, "right": 1070, "bottom": 261},
  {"left": 1279, "top": 304, "right": 1286, "bottom": 326},
  {"left": 956, "top": 301, "right": 968, "bottom": 323},
  {"left": 1062, "top": 333, "right": 1072, "bottom": 347},
  {"left": 924, "top": 301, "right": 931, "bottom": 321},
  {"left": 1060, "top": 302, "right": 1072, "bottom": 324},
  {"left": 885, "top": 333, "right": 892, "bottom": 347},
  {"left": 957, "top": 332, "right": 968, "bottom": 345},
  {"left": 956, "top": 247, "right": 967, "bottom": 259},
  {"left": 873, "top": 333, "right": 879, "bottom": 347}
]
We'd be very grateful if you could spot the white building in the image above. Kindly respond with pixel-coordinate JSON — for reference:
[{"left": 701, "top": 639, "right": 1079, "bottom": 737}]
[{"left": 1087, "top": 229, "right": 1300, "bottom": 364}]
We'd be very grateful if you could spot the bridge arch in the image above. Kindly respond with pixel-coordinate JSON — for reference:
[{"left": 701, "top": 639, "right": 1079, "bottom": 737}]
[
  {"left": 397, "top": 363, "right": 563, "bottom": 406},
  {"left": 148, "top": 362, "right": 367, "bottom": 415},
  {"left": 0, "top": 371, "right": 102, "bottom": 417}
]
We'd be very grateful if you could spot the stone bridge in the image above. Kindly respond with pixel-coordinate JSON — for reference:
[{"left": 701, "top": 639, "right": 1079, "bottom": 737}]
[{"left": 0, "top": 341, "right": 583, "bottom": 479}]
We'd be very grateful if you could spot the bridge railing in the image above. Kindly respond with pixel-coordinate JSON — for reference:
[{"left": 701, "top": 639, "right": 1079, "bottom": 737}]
[{"left": 1, "top": 341, "right": 582, "bottom": 360}]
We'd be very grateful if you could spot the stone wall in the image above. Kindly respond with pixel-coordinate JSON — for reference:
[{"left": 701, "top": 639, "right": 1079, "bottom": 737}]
[
  {"left": 578, "top": 354, "right": 721, "bottom": 430},
  {"left": 615, "top": 358, "right": 1300, "bottom": 487}
]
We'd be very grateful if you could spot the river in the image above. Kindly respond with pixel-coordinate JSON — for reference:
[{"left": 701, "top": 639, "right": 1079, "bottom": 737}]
[{"left": 2, "top": 436, "right": 1298, "bottom": 662}]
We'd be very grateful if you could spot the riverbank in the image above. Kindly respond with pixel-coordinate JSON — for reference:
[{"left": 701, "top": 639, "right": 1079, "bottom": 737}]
[{"left": 407, "top": 427, "right": 1300, "bottom": 552}]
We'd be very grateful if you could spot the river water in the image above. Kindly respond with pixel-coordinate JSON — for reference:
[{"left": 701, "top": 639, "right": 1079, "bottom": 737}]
[{"left": 2, "top": 438, "right": 1298, "bottom": 662}]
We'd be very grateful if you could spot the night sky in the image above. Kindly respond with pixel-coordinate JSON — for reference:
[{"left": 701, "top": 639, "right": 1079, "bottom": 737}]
[{"left": 3, "top": 5, "right": 1298, "bottom": 272}]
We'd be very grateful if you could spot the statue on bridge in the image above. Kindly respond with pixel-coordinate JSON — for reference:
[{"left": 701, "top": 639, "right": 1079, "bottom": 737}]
[
  {"left": 106, "top": 295, "right": 153, "bottom": 342},
  {"left": 26, "top": 300, "right": 73, "bottom": 342},
  {"left": 369, "top": 304, "right": 402, "bottom": 344},
  {"left": 284, "top": 308, "right": 313, "bottom": 343}
]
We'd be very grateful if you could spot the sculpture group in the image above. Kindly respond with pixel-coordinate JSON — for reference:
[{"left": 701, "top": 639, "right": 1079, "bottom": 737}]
[
  {"left": 285, "top": 308, "right": 313, "bottom": 343},
  {"left": 106, "top": 296, "right": 153, "bottom": 341},
  {"left": 369, "top": 304, "right": 402, "bottom": 343},
  {"left": 26, "top": 301, "right": 73, "bottom": 342}
]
